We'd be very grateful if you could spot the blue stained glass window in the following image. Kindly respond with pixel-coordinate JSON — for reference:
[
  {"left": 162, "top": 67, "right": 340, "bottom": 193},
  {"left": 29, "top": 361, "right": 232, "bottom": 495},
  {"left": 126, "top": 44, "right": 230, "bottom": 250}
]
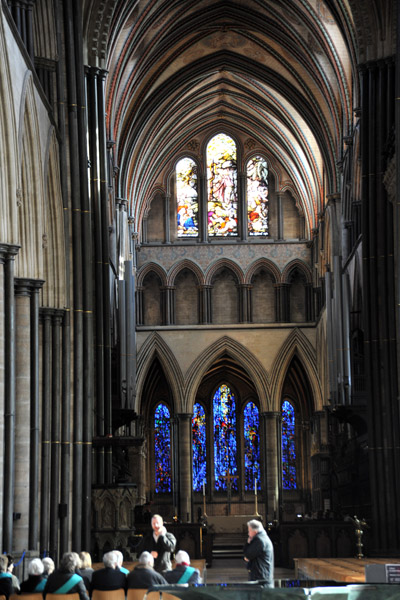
[
  {"left": 177, "top": 157, "right": 199, "bottom": 237},
  {"left": 244, "top": 402, "right": 260, "bottom": 490},
  {"left": 154, "top": 403, "right": 172, "bottom": 493},
  {"left": 207, "top": 134, "right": 238, "bottom": 236},
  {"left": 282, "top": 399, "right": 296, "bottom": 489},
  {"left": 192, "top": 403, "right": 206, "bottom": 491},
  {"left": 247, "top": 156, "right": 269, "bottom": 236},
  {"left": 213, "top": 384, "right": 238, "bottom": 490}
]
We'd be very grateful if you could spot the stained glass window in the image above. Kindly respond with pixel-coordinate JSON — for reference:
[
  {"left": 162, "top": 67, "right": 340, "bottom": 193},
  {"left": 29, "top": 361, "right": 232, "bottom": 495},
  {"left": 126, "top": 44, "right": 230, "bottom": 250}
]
[
  {"left": 282, "top": 399, "right": 296, "bottom": 489},
  {"left": 213, "top": 384, "right": 238, "bottom": 490},
  {"left": 154, "top": 403, "right": 172, "bottom": 493},
  {"left": 192, "top": 403, "right": 206, "bottom": 491},
  {"left": 247, "top": 156, "right": 269, "bottom": 236},
  {"left": 207, "top": 134, "right": 238, "bottom": 236},
  {"left": 244, "top": 402, "right": 260, "bottom": 490},
  {"left": 177, "top": 157, "right": 199, "bottom": 237}
]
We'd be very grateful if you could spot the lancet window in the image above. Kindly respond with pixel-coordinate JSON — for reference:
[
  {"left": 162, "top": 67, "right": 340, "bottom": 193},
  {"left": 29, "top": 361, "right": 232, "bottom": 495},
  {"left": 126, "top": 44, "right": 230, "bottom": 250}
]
[
  {"left": 243, "top": 401, "right": 261, "bottom": 490},
  {"left": 192, "top": 402, "right": 207, "bottom": 491},
  {"left": 282, "top": 399, "right": 297, "bottom": 489},
  {"left": 154, "top": 403, "right": 172, "bottom": 493}
]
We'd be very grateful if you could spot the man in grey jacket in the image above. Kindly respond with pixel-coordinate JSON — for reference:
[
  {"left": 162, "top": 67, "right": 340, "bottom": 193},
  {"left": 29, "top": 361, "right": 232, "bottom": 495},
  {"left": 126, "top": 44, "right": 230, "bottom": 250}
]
[
  {"left": 136, "top": 514, "right": 176, "bottom": 573},
  {"left": 243, "top": 519, "right": 274, "bottom": 588}
]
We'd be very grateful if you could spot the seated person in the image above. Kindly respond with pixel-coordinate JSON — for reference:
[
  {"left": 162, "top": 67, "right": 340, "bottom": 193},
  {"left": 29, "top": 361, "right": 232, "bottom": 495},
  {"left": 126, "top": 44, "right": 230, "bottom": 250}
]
[
  {"left": 114, "top": 550, "right": 129, "bottom": 575},
  {"left": 44, "top": 552, "right": 89, "bottom": 600},
  {"left": 79, "top": 551, "right": 94, "bottom": 588},
  {"left": 20, "top": 558, "right": 46, "bottom": 593},
  {"left": 127, "top": 552, "right": 167, "bottom": 589},
  {"left": 90, "top": 551, "right": 126, "bottom": 592},
  {"left": 0, "top": 555, "right": 13, "bottom": 599},
  {"left": 42, "top": 557, "right": 55, "bottom": 578},
  {"left": 7, "top": 555, "right": 20, "bottom": 593},
  {"left": 163, "top": 550, "right": 201, "bottom": 584}
]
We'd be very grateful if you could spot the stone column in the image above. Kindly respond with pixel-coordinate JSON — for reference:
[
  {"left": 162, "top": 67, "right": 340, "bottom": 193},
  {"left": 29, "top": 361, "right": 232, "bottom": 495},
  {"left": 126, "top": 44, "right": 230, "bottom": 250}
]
[
  {"left": 238, "top": 284, "right": 251, "bottom": 323},
  {"left": 199, "top": 285, "right": 211, "bottom": 323},
  {"left": 177, "top": 414, "right": 192, "bottom": 522},
  {"left": 13, "top": 278, "right": 34, "bottom": 550},
  {"left": 260, "top": 412, "right": 280, "bottom": 521},
  {"left": 0, "top": 244, "right": 20, "bottom": 551},
  {"left": 274, "top": 283, "right": 289, "bottom": 322}
]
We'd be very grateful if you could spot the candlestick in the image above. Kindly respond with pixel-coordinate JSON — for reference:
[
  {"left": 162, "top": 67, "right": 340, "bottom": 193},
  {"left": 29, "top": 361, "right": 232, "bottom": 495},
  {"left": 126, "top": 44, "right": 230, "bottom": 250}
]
[
  {"left": 203, "top": 481, "right": 205, "bottom": 496},
  {"left": 254, "top": 478, "right": 257, "bottom": 495}
]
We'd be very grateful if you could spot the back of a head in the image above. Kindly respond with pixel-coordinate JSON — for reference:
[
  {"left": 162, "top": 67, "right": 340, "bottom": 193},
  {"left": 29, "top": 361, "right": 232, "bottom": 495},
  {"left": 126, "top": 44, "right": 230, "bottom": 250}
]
[
  {"left": 72, "top": 552, "right": 82, "bottom": 569},
  {"left": 114, "top": 550, "right": 123, "bottom": 567},
  {"left": 29, "top": 558, "right": 44, "bottom": 576},
  {"left": 138, "top": 552, "right": 154, "bottom": 568},
  {"left": 60, "top": 552, "right": 78, "bottom": 573},
  {"left": 7, "top": 555, "right": 14, "bottom": 572},
  {"left": 175, "top": 550, "right": 190, "bottom": 565},
  {"left": 42, "top": 557, "right": 55, "bottom": 575},
  {"left": 79, "top": 551, "right": 92, "bottom": 569},
  {"left": 103, "top": 551, "right": 118, "bottom": 569},
  {"left": 0, "top": 555, "right": 8, "bottom": 573}
]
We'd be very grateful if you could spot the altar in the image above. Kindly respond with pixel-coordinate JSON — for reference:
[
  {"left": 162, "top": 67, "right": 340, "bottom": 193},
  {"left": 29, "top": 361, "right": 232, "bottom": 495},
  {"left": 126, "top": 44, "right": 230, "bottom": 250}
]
[{"left": 206, "top": 514, "right": 263, "bottom": 533}]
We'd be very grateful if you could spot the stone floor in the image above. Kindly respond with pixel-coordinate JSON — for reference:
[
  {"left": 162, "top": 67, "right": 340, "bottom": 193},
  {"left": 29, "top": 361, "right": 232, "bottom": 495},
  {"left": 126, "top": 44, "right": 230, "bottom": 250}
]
[{"left": 206, "top": 558, "right": 295, "bottom": 584}]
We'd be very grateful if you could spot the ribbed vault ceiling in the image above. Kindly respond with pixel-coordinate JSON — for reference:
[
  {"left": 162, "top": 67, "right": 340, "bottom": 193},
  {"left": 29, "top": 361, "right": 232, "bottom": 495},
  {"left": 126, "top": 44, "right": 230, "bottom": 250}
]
[{"left": 84, "top": 0, "right": 383, "bottom": 236}]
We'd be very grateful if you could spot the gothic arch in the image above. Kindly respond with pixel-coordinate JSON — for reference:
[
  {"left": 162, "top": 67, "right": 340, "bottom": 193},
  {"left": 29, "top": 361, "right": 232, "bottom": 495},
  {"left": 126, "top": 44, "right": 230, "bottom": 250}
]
[
  {"left": 184, "top": 336, "right": 270, "bottom": 412},
  {"left": 245, "top": 257, "right": 281, "bottom": 285},
  {"left": 282, "top": 259, "right": 312, "bottom": 284},
  {"left": 136, "top": 332, "right": 185, "bottom": 414},
  {"left": 42, "top": 127, "right": 66, "bottom": 308},
  {"left": 16, "top": 73, "right": 45, "bottom": 279},
  {"left": 137, "top": 262, "right": 167, "bottom": 287},
  {"left": 167, "top": 259, "right": 204, "bottom": 287},
  {"left": 205, "top": 258, "right": 244, "bottom": 285},
  {"left": 270, "top": 328, "right": 322, "bottom": 412}
]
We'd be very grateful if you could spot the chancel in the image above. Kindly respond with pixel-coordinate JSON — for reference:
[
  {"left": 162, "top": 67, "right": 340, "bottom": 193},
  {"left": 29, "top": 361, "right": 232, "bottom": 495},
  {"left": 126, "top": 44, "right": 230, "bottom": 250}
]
[{"left": 0, "top": 0, "right": 400, "bottom": 586}]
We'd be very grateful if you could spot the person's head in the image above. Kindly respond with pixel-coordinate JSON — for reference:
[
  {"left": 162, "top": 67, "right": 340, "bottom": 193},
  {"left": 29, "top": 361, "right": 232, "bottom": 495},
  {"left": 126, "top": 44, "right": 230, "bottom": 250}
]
[
  {"left": 28, "top": 558, "right": 44, "bottom": 576},
  {"left": 175, "top": 550, "right": 190, "bottom": 566},
  {"left": 0, "top": 556, "right": 8, "bottom": 573},
  {"left": 103, "top": 551, "right": 118, "bottom": 569},
  {"left": 71, "top": 552, "right": 82, "bottom": 569},
  {"left": 114, "top": 550, "right": 123, "bottom": 568},
  {"left": 42, "top": 557, "right": 55, "bottom": 575},
  {"left": 59, "top": 552, "right": 79, "bottom": 573},
  {"left": 151, "top": 514, "right": 163, "bottom": 532},
  {"left": 138, "top": 551, "right": 154, "bottom": 568},
  {"left": 79, "top": 552, "right": 92, "bottom": 569},
  {"left": 247, "top": 519, "right": 264, "bottom": 539},
  {"left": 6, "top": 555, "right": 14, "bottom": 572}
]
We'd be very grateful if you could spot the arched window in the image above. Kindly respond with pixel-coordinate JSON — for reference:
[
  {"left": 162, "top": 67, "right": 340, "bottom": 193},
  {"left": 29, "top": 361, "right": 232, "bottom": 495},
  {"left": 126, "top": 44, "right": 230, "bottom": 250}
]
[
  {"left": 213, "top": 384, "right": 238, "bottom": 490},
  {"left": 207, "top": 134, "right": 238, "bottom": 236},
  {"left": 176, "top": 157, "right": 199, "bottom": 237},
  {"left": 281, "top": 399, "right": 296, "bottom": 489},
  {"left": 192, "top": 402, "right": 206, "bottom": 491},
  {"left": 154, "top": 403, "right": 172, "bottom": 493},
  {"left": 243, "top": 401, "right": 260, "bottom": 490},
  {"left": 247, "top": 155, "right": 269, "bottom": 236}
]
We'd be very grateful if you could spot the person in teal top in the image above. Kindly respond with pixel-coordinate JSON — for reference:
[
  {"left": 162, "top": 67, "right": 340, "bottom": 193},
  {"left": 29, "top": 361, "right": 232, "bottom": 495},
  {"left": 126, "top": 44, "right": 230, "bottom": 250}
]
[
  {"left": 163, "top": 550, "right": 201, "bottom": 584},
  {"left": 0, "top": 555, "right": 13, "bottom": 599},
  {"left": 20, "top": 558, "right": 46, "bottom": 593},
  {"left": 115, "top": 550, "right": 129, "bottom": 575},
  {"left": 44, "top": 552, "right": 89, "bottom": 600}
]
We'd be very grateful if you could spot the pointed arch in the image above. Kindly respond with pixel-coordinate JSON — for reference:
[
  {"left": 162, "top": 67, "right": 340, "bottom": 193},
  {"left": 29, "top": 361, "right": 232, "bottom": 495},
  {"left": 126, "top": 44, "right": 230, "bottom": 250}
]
[
  {"left": 136, "top": 332, "right": 185, "bottom": 413},
  {"left": 184, "top": 336, "right": 270, "bottom": 412},
  {"left": 282, "top": 259, "right": 312, "bottom": 284},
  {"left": 270, "top": 329, "right": 322, "bottom": 412},
  {"left": 137, "top": 262, "right": 168, "bottom": 287},
  {"left": 167, "top": 259, "right": 205, "bottom": 286},
  {"left": 205, "top": 258, "right": 244, "bottom": 285},
  {"left": 245, "top": 257, "right": 281, "bottom": 285}
]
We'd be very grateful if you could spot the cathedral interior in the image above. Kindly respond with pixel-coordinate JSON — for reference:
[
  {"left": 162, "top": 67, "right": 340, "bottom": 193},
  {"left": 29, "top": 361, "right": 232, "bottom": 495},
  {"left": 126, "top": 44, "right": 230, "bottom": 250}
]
[{"left": 0, "top": 0, "right": 399, "bottom": 573}]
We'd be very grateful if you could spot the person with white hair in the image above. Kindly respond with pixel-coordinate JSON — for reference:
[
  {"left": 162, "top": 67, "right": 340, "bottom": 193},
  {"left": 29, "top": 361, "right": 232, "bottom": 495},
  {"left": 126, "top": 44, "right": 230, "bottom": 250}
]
[
  {"left": 163, "top": 550, "right": 201, "bottom": 584},
  {"left": 90, "top": 551, "right": 127, "bottom": 593},
  {"left": 20, "top": 558, "right": 46, "bottom": 593},
  {"left": 44, "top": 552, "right": 89, "bottom": 600},
  {"left": 243, "top": 519, "right": 274, "bottom": 588},
  {"left": 127, "top": 552, "right": 167, "bottom": 589},
  {"left": 114, "top": 550, "right": 129, "bottom": 575},
  {"left": 42, "top": 557, "right": 55, "bottom": 578}
]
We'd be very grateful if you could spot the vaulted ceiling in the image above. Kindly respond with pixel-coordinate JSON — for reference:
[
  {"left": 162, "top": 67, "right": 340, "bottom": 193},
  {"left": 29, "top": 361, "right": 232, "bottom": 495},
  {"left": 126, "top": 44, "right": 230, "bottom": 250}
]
[{"left": 83, "top": 0, "right": 394, "bottom": 237}]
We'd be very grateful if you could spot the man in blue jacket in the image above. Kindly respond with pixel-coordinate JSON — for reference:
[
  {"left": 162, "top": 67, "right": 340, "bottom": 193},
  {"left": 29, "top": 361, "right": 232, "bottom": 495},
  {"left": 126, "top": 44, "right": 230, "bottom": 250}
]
[{"left": 243, "top": 519, "right": 274, "bottom": 588}]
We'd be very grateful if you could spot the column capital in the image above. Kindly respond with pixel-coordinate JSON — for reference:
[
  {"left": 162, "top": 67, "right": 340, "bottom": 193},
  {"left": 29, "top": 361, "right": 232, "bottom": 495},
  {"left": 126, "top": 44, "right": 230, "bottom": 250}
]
[
  {"left": 0, "top": 243, "right": 21, "bottom": 262},
  {"left": 14, "top": 277, "right": 45, "bottom": 295}
]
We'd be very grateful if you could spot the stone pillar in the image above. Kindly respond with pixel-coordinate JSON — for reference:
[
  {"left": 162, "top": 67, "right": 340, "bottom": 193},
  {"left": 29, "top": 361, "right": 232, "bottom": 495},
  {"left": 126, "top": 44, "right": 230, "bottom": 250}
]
[
  {"left": 161, "top": 286, "right": 175, "bottom": 325},
  {"left": 177, "top": 414, "right": 192, "bottom": 522},
  {"left": 260, "top": 412, "right": 280, "bottom": 521},
  {"left": 239, "top": 284, "right": 251, "bottom": 323},
  {"left": 274, "top": 283, "right": 290, "bottom": 322},
  {"left": 199, "top": 285, "right": 212, "bottom": 324},
  {"left": 199, "top": 175, "right": 207, "bottom": 242},
  {"left": 238, "top": 172, "right": 247, "bottom": 241},
  {"left": 164, "top": 193, "right": 171, "bottom": 243},
  {"left": 277, "top": 192, "right": 284, "bottom": 240},
  {"left": 13, "top": 278, "right": 33, "bottom": 550}
]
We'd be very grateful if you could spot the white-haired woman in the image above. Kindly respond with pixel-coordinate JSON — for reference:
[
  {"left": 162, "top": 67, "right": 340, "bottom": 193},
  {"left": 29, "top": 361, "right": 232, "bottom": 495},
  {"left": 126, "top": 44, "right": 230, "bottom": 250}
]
[
  {"left": 20, "top": 558, "right": 46, "bottom": 593},
  {"left": 163, "top": 550, "right": 201, "bottom": 584}
]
